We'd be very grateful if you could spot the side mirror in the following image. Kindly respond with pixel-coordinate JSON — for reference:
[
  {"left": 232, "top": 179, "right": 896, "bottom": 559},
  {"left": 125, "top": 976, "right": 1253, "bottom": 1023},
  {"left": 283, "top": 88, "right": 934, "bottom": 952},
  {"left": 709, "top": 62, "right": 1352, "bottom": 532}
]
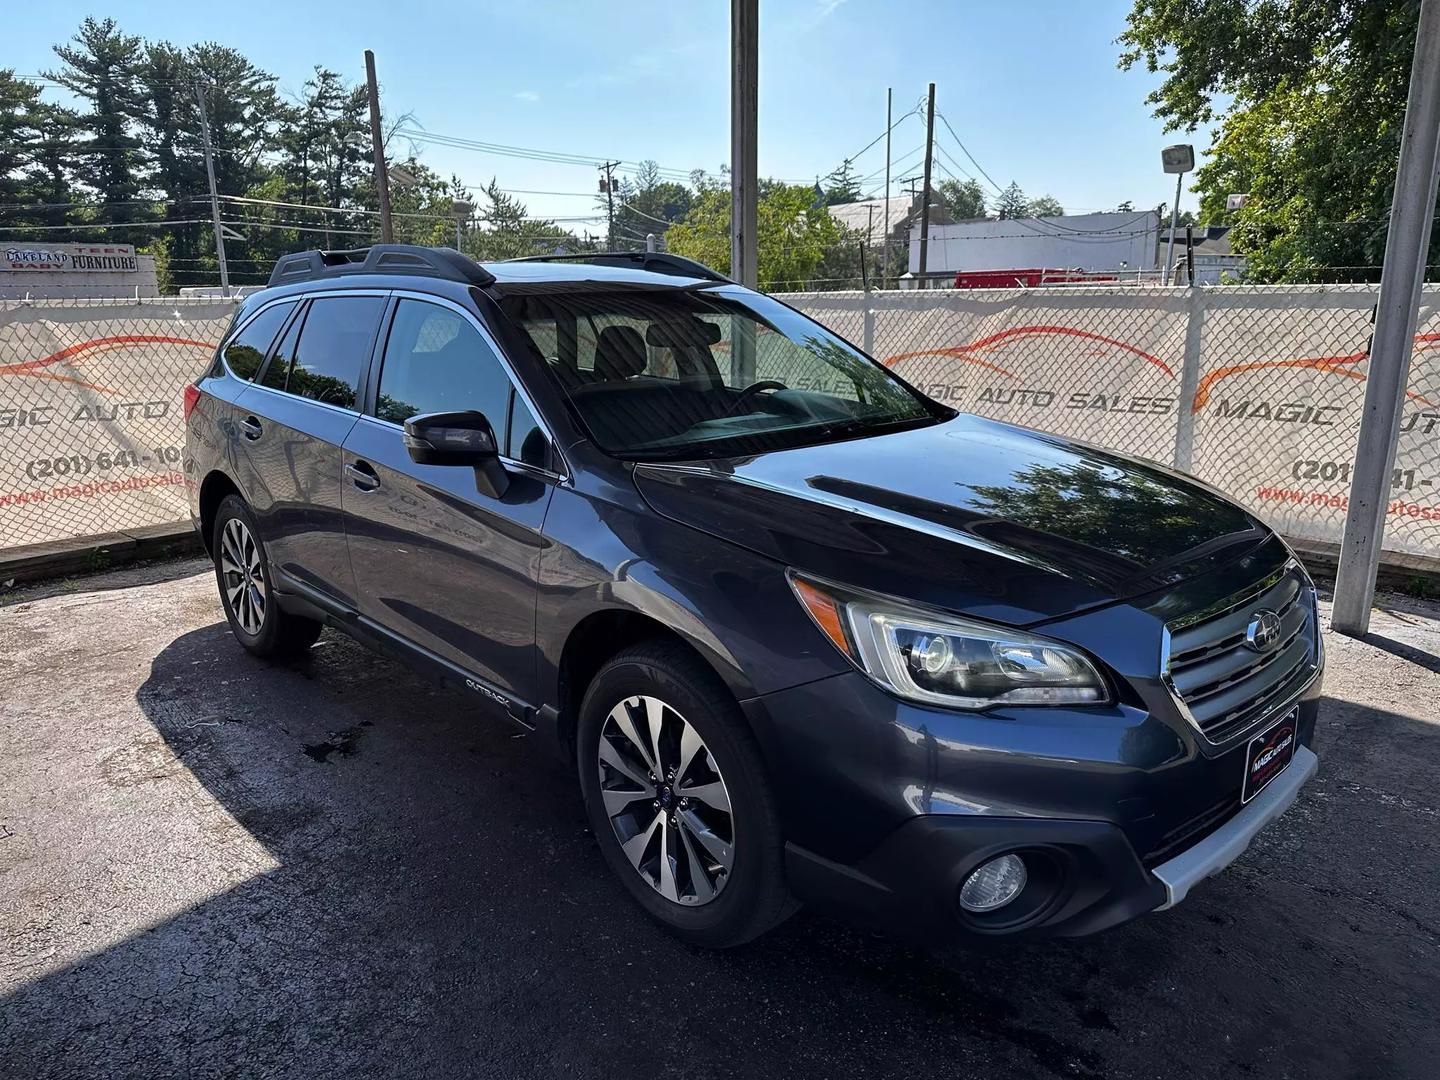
[{"left": 402, "top": 410, "right": 509, "bottom": 497}]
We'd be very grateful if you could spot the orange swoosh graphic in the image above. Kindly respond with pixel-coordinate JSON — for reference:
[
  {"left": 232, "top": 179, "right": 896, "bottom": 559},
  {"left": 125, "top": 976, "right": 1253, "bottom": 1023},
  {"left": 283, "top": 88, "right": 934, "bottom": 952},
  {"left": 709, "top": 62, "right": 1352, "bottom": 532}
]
[
  {"left": 1193, "top": 332, "right": 1438, "bottom": 411},
  {"left": 0, "top": 334, "right": 217, "bottom": 394},
  {"left": 882, "top": 325, "right": 1174, "bottom": 379}
]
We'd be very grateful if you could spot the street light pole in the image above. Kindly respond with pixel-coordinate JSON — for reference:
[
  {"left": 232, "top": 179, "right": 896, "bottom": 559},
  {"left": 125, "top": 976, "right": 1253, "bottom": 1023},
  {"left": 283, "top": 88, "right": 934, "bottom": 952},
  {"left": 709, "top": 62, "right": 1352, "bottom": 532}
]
[
  {"left": 1165, "top": 171, "right": 1183, "bottom": 285},
  {"left": 1161, "top": 144, "right": 1194, "bottom": 286},
  {"left": 1333, "top": 0, "right": 1440, "bottom": 635}
]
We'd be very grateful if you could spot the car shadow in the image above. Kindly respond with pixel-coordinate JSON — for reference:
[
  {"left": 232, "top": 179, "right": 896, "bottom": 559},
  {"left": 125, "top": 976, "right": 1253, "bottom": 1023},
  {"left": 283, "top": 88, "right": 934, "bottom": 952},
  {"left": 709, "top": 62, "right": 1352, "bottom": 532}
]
[{"left": 1, "top": 625, "right": 1435, "bottom": 1080}]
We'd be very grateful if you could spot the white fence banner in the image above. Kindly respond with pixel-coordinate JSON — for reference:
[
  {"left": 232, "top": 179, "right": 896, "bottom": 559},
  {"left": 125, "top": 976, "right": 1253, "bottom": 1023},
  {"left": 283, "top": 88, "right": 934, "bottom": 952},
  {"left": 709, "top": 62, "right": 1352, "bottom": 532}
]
[
  {"left": 0, "top": 297, "right": 239, "bottom": 548},
  {"left": 784, "top": 285, "right": 1440, "bottom": 562}
]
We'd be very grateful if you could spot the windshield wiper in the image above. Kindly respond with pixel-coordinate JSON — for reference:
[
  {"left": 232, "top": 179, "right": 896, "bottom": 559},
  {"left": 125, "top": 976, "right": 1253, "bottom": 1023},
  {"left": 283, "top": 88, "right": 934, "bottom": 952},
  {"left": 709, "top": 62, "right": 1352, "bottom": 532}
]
[{"left": 814, "top": 414, "right": 931, "bottom": 442}]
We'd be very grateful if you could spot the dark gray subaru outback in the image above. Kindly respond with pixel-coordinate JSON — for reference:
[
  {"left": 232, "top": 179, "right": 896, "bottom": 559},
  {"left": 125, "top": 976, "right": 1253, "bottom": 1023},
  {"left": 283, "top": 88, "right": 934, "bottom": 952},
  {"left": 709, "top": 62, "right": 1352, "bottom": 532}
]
[{"left": 183, "top": 245, "right": 1322, "bottom": 947}]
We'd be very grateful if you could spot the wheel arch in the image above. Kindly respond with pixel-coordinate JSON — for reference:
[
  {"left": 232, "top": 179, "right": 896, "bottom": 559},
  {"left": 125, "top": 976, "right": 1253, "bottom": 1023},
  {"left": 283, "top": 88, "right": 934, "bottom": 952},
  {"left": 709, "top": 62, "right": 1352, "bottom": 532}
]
[
  {"left": 552, "top": 607, "right": 750, "bottom": 764},
  {"left": 197, "top": 470, "right": 242, "bottom": 555}
]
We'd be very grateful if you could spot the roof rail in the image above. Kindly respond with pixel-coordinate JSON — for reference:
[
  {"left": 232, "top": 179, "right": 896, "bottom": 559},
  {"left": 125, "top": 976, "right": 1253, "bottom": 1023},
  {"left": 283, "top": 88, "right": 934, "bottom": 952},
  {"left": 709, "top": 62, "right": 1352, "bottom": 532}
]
[
  {"left": 267, "top": 245, "right": 496, "bottom": 289},
  {"left": 504, "top": 251, "right": 732, "bottom": 283}
]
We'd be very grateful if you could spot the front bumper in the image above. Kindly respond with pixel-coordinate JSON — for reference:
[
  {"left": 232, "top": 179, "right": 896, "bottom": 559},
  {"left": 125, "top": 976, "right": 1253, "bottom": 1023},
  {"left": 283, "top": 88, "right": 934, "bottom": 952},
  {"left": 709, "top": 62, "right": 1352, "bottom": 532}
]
[
  {"left": 742, "top": 664, "right": 1322, "bottom": 941},
  {"left": 1151, "top": 744, "right": 1318, "bottom": 908}
]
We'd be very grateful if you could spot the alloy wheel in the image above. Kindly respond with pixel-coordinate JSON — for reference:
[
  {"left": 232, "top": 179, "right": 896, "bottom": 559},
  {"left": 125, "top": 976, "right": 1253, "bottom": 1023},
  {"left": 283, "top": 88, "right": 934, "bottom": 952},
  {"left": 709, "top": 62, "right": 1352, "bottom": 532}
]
[
  {"left": 597, "top": 695, "right": 735, "bottom": 906},
  {"left": 220, "top": 517, "right": 267, "bottom": 636}
]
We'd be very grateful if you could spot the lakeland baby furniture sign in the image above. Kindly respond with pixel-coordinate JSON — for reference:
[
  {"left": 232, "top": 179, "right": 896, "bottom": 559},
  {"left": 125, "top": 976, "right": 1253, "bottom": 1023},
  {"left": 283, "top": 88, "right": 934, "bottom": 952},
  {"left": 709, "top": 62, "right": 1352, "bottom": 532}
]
[{"left": 4, "top": 244, "right": 140, "bottom": 273}]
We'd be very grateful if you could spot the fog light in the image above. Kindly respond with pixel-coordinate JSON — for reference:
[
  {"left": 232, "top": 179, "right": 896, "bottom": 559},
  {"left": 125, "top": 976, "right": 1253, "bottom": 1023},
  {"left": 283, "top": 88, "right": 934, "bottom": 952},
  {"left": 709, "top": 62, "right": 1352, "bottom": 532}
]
[{"left": 959, "top": 854, "right": 1027, "bottom": 913}]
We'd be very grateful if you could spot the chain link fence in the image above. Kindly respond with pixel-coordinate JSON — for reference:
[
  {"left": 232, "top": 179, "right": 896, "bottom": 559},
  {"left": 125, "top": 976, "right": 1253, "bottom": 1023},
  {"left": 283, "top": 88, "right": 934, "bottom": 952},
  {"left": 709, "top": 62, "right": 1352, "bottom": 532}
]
[
  {"left": 3, "top": 285, "right": 1439, "bottom": 568},
  {"left": 781, "top": 284, "right": 1440, "bottom": 565},
  {"left": 0, "top": 296, "right": 240, "bottom": 549}
]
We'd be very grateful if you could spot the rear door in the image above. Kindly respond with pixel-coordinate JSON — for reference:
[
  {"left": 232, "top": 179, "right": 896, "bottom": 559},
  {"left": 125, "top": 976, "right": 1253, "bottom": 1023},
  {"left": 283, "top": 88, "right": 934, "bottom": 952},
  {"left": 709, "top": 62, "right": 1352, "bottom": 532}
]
[
  {"left": 236, "top": 291, "right": 386, "bottom": 608},
  {"left": 341, "top": 294, "right": 557, "bottom": 702}
]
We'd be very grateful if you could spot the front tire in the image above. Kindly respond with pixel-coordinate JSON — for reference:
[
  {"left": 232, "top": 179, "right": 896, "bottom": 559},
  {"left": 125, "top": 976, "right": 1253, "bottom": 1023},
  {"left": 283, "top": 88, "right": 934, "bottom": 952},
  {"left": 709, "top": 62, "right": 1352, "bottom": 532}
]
[
  {"left": 212, "top": 494, "right": 322, "bottom": 659},
  {"left": 577, "top": 639, "right": 795, "bottom": 947}
]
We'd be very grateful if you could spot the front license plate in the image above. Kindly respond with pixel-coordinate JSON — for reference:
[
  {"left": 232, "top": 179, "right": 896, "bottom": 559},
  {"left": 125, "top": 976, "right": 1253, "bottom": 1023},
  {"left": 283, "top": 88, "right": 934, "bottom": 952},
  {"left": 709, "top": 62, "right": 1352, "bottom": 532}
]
[{"left": 1241, "top": 709, "right": 1298, "bottom": 804}]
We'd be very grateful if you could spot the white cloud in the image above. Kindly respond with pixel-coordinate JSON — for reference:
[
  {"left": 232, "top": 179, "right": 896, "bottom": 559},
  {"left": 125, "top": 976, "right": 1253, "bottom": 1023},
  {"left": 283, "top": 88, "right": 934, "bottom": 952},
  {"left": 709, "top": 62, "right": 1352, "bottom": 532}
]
[
  {"left": 514, "top": 90, "right": 541, "bottom": 103},
  {"left": 816, "top": 0, "right": 848, "bottom": 17}
]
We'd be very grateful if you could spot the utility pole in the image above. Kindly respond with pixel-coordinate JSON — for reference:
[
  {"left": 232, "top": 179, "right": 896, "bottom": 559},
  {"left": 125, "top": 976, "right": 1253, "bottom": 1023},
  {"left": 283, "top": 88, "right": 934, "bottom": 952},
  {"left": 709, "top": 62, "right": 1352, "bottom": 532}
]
[
  {"left": 1333, "top": 0, "right": 1440, "bottom": 636},
  {"left": 917, "top": 82, "right": 936, "bottom": 279},
  {"left": 730, "top": 0, "right": 758, "bottom": 290},
  {"left": 884, "top": 86, "right": 892, "bottom": 287},
  {"left": 193, "top": 79, "right": 229, "bottom": 296},
  {"left": 599, "top": 161, "right": 619, "bottom": 248},
  {"left": 364, "top": 50, "right": 393, "bottom": 244}
]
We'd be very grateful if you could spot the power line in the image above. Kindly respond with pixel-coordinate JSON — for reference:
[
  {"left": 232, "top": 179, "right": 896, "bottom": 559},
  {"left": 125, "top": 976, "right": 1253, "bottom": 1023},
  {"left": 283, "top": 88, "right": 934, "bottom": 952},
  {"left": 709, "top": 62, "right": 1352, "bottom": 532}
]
[
  {"left": 0, "top": 218, "right": 208, "bottom": 233},
  {"left": 933, "top": 109, "right": 1005, "bottom": 195}
]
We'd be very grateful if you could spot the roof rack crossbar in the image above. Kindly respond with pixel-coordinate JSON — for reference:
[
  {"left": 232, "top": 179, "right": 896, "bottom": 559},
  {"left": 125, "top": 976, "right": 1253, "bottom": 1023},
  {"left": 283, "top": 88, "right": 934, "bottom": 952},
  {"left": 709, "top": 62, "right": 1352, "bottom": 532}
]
[
  {"left": 504, "top": 251, "right": 731, "bottom": 283},
  {"left": 267, "top": 244, "right": 496, "bottom": 288}
]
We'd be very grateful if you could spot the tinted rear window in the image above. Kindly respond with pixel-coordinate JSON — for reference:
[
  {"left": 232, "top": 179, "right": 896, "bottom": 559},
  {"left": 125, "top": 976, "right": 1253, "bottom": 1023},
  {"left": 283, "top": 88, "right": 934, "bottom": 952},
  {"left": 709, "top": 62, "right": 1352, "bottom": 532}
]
[
  {"left": 278, "top": 296, "right": 384, "bottom": 408},
  {"left": 223, "top": 301, "right": 295, "bottom": 381}
]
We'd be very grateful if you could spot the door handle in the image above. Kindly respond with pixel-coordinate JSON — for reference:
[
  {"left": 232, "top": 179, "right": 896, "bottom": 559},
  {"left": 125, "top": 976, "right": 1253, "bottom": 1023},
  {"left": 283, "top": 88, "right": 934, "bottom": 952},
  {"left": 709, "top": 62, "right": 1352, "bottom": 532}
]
[
  {"left": 346, "top": 460, "right": 380, "bottom": 492},
  {"left": 239, "top": 416, "right": 263, "bottom": 441}
]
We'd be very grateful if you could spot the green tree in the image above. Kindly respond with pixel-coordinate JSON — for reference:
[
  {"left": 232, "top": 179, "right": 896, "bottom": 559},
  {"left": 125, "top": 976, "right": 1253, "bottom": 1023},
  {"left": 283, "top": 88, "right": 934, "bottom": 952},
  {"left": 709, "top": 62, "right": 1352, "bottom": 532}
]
[
  {"left": 666, "top": 179, "right": 857, "bottom": 290},
  {"left": 1026, "top": 194, "right": 1065, "bottom": 218},
  {"left": 468, "top": 178, "right": 581, "bottom": 260},
  {"left": 0, "top": 70, "right": 43, "bottom": 209},
  {"left": 994, "top": 181, "right": 1029, "bottom": 220},
  {"left": 1119, "top": 0, "right": 1421, "bottom": 282},
  {"left": 605, "top": 160, "right": 693, "bottom": 248},
  {"left": 821, "top": 160, "right": 863, "bottom": 206},
  {"left": 135, "top": 41, "right": 282, "bottom": 286},
  {"left": 48, "top": 17, "right": 146, "bottom": 228},
  {"left": 937, "top": 177, "right": 987, "bottom": 219}
]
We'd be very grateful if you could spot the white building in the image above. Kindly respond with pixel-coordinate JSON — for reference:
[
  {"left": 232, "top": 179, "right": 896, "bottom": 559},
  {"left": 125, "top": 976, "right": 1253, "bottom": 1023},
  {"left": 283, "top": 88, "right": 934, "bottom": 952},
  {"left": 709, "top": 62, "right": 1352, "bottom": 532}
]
[{"left": 906, "top": 209, "right": 1164, "bottom": 286}]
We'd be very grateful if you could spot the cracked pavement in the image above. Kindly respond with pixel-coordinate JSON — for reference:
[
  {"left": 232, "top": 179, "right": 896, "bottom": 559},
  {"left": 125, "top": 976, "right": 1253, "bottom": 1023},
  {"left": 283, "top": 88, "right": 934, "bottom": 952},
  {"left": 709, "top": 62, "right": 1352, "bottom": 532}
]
[{"left": 1, "top": 557, "right": 1437, "bottom": 1079}]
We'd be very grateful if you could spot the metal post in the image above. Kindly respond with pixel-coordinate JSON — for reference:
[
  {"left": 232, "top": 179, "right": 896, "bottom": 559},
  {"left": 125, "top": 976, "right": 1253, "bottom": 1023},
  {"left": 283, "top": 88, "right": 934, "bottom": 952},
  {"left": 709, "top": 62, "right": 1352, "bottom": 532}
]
[
  {"left": 884, "top": 86, "right": 892, "bottom": 288},
  {"left": 918, "top": 82, "right": 936, "bottom": 278},
  {"left": 646, "top": 233, "right": 657, "bottom": 253},
  {"left": 365, "top": 50, "right": 393, "bottom": 245},
  {"left": 1333, "top": 0, "right": 1440, "bottom": 636},
  {"left": 1173, "top": 286, "right": 1206, "bottom": 472},
  {"left": 860, "top": 242, "right": 875, "bottom": 355},
  {"left": 193, "top": 79, "right": 229, "bottom": 296},
  {"left": 1163, "top": 172, "right": 1182, "bottom": 285},
  {"left": 730, "top": 0, "right": 758, "bottom": 290},
  {"left": 1185, "top": 224, "right": 1196, "bottom": 285}
]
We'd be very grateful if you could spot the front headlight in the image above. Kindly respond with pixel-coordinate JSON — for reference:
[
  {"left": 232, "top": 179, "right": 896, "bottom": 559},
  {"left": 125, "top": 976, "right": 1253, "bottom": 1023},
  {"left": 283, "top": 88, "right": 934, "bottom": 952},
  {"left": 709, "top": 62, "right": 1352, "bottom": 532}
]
[{"left": 789, "top": 573, "right": 1109, "bottom": 709}]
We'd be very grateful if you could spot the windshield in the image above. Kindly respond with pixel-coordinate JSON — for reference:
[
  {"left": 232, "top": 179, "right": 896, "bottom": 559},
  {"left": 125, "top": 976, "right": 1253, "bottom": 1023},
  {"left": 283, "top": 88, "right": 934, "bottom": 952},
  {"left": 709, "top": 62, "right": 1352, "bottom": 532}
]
[{"left": 498, "top": 285, "right": 945, "bottom": 461}]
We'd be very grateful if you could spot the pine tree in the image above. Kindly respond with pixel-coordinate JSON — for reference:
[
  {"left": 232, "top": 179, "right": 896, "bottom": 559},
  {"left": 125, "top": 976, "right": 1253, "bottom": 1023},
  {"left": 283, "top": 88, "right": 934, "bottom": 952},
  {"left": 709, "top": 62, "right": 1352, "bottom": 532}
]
[
  {"left": 994, "top": 181, "right": 1029, "bottom": 220},
  {"left": 48, "top": 17, "right": 146, "bottom": 227}
]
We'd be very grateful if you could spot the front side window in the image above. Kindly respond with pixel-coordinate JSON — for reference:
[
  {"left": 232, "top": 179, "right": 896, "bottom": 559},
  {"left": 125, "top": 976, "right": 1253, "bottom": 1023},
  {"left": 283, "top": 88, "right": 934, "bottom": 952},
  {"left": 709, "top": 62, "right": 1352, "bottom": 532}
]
[
  {"left": 222, "top": 301, "right": 295, "bottom": 380},
  {"left": 500, "top": 286, "right": 944, "bottom": 460},
  {"left": 376, "top": 299, "right": 517, "bottom": 435},
  {"left": 268, "top": 296, "right": 384, "bottom": 408}
]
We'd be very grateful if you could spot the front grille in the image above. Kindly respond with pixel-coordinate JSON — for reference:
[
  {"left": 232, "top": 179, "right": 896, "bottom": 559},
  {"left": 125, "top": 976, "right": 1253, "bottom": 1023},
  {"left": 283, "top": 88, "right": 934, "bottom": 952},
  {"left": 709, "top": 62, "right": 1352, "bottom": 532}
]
[{"left": 1162, "top": 562, "right": 1319, "bottom": 745}]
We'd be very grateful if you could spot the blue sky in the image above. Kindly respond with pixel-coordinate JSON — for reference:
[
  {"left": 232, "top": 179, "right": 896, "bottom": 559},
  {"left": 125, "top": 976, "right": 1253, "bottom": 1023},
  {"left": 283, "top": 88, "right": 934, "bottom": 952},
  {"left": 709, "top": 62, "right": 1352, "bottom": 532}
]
[{"left": 8, "top": 0, "right": 1208, "bottom": 226}]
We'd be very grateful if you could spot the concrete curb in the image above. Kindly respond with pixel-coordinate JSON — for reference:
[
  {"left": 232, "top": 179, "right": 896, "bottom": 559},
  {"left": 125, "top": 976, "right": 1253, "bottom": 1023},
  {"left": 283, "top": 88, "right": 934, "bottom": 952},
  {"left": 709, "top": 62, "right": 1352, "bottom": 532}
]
[{"left": 0, "top": 522, "right": 201, "bottom": 586}]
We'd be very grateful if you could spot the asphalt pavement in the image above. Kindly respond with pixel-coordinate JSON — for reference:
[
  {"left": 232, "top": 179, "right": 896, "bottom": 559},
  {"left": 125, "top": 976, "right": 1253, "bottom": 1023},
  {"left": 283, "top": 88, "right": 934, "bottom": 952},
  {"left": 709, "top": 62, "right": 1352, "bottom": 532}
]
[{"left": 1, "top": 557, "right": 1437, "bottom": 1079}]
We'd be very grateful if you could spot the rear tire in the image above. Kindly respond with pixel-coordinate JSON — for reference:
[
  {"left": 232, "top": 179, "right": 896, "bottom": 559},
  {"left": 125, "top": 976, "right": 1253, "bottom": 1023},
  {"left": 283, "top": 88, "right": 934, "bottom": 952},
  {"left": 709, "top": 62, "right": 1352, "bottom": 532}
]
[
  {"left": 577, "top": 639, "right": 796, "bottom": 947},
  {"left": 212, "top": 494, "right": 322, "bottom": 660}
]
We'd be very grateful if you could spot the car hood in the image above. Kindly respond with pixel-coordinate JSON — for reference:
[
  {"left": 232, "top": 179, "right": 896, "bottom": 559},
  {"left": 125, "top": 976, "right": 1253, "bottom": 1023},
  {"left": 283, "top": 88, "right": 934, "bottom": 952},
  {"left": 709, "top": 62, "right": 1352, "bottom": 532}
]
[{"left": 632, "top": 415, "right": 1272, "bottom": 626}]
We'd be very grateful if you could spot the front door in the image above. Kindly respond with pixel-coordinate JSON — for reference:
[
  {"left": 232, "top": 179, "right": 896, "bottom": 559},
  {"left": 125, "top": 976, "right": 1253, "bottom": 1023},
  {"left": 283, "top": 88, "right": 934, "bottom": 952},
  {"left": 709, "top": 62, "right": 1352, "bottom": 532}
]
[{"left": 341, "top": 296, "right": 556, "bottom": 702}]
